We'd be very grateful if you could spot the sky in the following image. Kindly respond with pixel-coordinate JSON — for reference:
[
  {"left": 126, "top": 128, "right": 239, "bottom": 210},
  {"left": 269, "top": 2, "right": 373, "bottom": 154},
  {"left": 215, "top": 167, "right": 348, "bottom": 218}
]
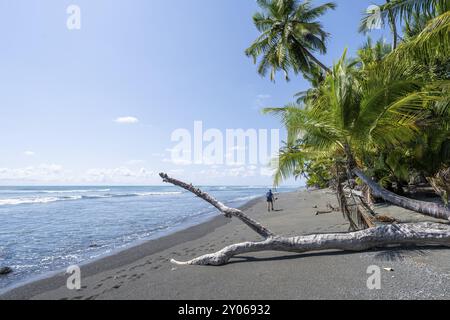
[{"left": 0, "top": 0, "right": 392, "bottom": 186}]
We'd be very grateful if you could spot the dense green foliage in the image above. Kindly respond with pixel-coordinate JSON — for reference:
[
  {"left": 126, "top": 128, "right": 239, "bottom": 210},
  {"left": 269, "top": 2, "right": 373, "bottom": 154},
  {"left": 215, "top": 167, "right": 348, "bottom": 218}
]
[{"left": 249, "top": 0, "right": 450, "bottom": 206}]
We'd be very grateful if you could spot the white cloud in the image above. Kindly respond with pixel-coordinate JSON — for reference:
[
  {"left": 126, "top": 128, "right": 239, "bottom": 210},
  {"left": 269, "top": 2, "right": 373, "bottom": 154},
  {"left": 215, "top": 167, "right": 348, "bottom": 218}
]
[
  {"left": 0, "top": 164, "right": 65, "bottom": 182},
  {"left": 24, "top": 151, "right": 35, "bottom": 156},
  {"left": 115, "top": 116, "right": 139, "bottom": 124},
  {"left": 85, "top": 167, "right": 154, "bottom": 183},
  {"left": 0, "top": 164, "right": 158, "bottom": 184}
]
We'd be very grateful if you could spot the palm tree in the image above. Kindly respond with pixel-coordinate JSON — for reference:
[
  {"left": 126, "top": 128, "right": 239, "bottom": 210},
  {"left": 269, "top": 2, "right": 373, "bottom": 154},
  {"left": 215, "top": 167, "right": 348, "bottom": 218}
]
[
  {"left": 245, "top": 0, "right": 336, "bottom": 81},
  {"left": 265, "top": 45, "right": 450, "bottom": 220},
  {"left": 357, "top": 37, "right": 392, "bottom": 68},
  {"left": 360, "top": 0, "right": 400, "bottom": 49},
  {"left": 360, "top": 0, "right": 450, "bottom": 48}
]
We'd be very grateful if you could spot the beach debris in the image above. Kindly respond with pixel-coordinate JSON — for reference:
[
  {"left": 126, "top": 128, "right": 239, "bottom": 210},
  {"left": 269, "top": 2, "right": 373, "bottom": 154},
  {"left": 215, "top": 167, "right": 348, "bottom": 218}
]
[
  {"left": 315, "top": 203, "right": 341, "bottom": 215},
  {"left": 375, "top": 215, "right": 398, "bottom": 224},
  {"left": 383, "top": 268, "right": 394, "bottom": 272},
  {"left": 0, "top": 267, "right": 13, "bottom": 275},
  {"left": 327, "top": 203, "right": 339, "bottom": 211},
  {"left": 160, "top": 172, "right": 450, "bottom": 266},
  {"left": 315, "top": 210, "right": 333, "bottom": 216}
]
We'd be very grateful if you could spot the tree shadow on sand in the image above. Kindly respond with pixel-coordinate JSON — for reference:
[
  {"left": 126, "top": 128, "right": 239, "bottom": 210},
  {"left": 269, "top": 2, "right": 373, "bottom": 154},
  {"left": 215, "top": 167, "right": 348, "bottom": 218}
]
[{"left": 227, "top": 246, "right": 448, "bottom": 265}]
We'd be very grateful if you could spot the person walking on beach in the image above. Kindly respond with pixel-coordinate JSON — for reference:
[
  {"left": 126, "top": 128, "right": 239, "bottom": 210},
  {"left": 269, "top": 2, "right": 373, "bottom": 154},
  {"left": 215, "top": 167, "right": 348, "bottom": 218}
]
[{"left": 266, "top": 189, "right": 275, "bottom": 212}]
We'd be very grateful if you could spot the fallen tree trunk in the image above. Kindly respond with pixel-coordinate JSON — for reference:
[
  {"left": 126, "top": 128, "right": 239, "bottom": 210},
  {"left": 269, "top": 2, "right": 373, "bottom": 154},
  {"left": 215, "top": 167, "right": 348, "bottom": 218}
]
[
  {"left": 354, "top": 169, "right": 450, "bottom": 221},
  {"left": 171, "top": 223, "right": 450, "bottom": 266},
  {"left": 160, "top": 173, "right": 450, "bottom": 266}
]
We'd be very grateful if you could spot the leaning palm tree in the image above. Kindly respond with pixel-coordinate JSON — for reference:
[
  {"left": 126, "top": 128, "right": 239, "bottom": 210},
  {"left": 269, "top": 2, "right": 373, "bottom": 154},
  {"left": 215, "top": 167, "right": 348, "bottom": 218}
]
[
  {"left": 265, "top": 46, "right": 450, "bottom": 221},
  {"left": 245, "top": 0, "right": 336, "bottom": 81}
]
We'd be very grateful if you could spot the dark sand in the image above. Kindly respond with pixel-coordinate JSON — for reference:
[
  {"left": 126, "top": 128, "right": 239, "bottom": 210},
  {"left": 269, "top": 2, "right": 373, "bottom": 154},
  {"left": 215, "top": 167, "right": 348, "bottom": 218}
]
[{"left": 1, "top": 189, "right": 449, "bottom": 300}]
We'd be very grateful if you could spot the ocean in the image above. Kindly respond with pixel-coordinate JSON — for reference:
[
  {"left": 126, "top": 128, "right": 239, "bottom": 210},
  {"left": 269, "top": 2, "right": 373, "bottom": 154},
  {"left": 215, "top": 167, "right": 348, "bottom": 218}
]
[{"left": 0, "top": 185, "right": 298, "bottom": 291}]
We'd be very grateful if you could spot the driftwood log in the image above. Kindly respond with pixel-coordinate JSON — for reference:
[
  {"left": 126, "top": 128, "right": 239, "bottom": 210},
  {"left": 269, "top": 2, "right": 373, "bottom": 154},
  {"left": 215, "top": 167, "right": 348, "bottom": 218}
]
[
  {"left": 160, "top": 173, "right": 450, "bottom": 266},
  {"left": 354, "top": 169, "right": 450, "bottom": 221}
]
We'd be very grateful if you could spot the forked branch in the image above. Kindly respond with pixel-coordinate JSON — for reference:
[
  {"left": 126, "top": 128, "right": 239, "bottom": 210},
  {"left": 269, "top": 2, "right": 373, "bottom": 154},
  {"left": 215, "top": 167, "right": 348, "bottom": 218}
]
[{"left": 159, "top": 173, "right": 274, "bottom": 238}]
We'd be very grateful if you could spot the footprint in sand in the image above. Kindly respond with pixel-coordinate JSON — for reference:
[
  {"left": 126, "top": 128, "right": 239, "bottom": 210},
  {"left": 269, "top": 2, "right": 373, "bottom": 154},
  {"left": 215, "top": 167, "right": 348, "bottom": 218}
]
[
  {"left": 131, "top": 263, "right": 146, "bottom": 269},
  {"left": 94, "top": 283, "right": 103, "bottom": 289},
  {"left": 128, "top": 274, "right": 140, "bottom": 281}
]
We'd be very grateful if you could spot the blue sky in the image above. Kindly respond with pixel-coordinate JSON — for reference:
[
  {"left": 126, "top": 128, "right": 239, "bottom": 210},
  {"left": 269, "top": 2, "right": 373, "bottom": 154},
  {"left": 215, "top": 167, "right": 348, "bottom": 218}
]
[{"left": 0, "top": 0, "right": 391, "bottom": 186}]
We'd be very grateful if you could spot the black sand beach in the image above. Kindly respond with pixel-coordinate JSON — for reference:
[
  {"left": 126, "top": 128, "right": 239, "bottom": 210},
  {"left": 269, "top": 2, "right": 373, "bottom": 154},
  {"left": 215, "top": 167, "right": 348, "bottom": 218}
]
[{"left": 1, "top": 190, "right": 449, "bottom": 300}]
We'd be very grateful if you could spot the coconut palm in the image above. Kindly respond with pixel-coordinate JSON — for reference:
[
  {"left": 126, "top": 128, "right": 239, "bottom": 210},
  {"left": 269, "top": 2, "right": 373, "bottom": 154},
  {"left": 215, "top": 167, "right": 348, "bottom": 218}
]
[
  {"left": 359, "top": 0, "right": 450, "bottom": 48},
  {"left": 357, "top": 37, "right": 392, "bottom": 68},
  {"left": 360, "top": 0, "right": 400, "bottom": 49},
  {"left": 245, "top": 0, "right": 336, "bottom": 81},
  {"left": 265, "top": 45, "right": 450, "bottom": 220},
  {"left": 267, "top": 49, "right": 425, "bottom": 170}
]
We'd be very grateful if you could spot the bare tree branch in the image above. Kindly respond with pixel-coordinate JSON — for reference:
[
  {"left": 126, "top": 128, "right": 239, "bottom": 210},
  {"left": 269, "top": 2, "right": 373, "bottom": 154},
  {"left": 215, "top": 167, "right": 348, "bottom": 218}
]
[{"left": 159, "top": 173, "right": 275, "bottom": 238}]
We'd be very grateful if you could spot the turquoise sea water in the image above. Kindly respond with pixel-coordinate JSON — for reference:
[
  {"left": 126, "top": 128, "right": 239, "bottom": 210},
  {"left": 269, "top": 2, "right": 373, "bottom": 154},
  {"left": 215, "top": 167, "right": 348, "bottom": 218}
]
[{"left": 0, "top": 185, "right": 297, "bottom": 291}]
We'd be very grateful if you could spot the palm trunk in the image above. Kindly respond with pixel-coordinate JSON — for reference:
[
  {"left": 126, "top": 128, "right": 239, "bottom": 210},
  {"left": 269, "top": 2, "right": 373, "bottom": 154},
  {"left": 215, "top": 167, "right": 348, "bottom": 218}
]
[
  {"left": 354, "top": 168, "right": 450, "bottom": 221},
  {"left": 303, "top": 47, "right": 330, "bottom": 74},
  {"left": 386, "top": 0, "right": 398, "bottom": 49},
  {"left": 343, "top": 143, "right": 357, "bottom": 182},
  {"left": 343, "top": 145, "right": 450, "bottom": 221}
]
